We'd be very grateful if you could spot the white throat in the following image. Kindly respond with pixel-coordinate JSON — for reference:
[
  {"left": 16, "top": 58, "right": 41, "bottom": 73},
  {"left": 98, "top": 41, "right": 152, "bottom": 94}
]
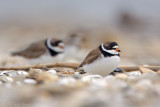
[
  {"left": 101, "top": 43, "right": 119, "bottom": 55},
  {"left": 46, "top": 38, "right": 63, "bottom": 53}
]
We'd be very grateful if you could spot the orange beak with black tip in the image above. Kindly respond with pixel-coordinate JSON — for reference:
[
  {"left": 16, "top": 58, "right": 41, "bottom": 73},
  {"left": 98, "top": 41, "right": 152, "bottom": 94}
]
[{"left": 115, "top": 48, "right": 121, "bottom": 52}]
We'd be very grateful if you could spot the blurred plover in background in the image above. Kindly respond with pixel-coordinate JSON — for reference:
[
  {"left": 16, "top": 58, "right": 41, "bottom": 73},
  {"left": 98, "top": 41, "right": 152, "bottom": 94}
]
[
  {"left": 77, "top": 41, "right": 121, "bottom": 76},
  {"left": 11, "top": 38, "right": 64, "bottom": 64}
]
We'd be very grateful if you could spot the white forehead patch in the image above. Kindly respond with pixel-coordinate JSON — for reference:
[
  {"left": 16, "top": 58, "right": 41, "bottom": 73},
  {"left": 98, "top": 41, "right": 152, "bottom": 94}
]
[
  {"left": 104, "top": 50, "right": 119, "bottom": 55},
  {"left": 101, "top": 43, "right": 119, "bottom": 55},
  {"left": 113, "top": 46, "right": 118, "bottom": 48}
]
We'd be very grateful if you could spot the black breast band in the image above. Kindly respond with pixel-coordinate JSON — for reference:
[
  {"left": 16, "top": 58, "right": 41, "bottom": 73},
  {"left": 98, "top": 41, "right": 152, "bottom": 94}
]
[{"left": 45, "top": 40, "right": 59, "bottom": 56}]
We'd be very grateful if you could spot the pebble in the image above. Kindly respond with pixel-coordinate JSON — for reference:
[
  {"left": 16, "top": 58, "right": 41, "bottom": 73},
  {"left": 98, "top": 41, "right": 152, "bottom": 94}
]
[
  {"left": 17, "top": 71, "right": 28, "bottom": 76},
  {"left": 139, "top": 67, "right": 155, "bottom": 74},
  {"left": 127, "top": 71, "right": 142, "bottom": 80},
  {"left": 6, "top": 77, "right": 14, "bottom": 82},
  {"left": 0, "top": 71, "right": 17, "bottom": 76},
  {"left": 128, "top": 76, "right": 138, "bottom": 80},
  {"left": 58, "top": 77, "right": 76, "bottom": 86},
  {"left": 47, "top": 70, "right": 57, "bottom": 74},
  {"left": 27, "top": 69, "right": 43, "bottom": 79},
  {"left": 71, "top": 74, "right": 82, "bottom": 79},
  {"left": 115, "top": 74, "right": 128, "bottom": 80},
  {"left": 82, "top": 75, "right": 102, "bottom": 83},
  {"left": 24, "top": 79, "right": 37, "bottom": 84},
  {"left": 36, "top": 72, "right": 58, "bottom": 83},
  {"left": 91, "top": 79, "right": 107, "bottom": 88},
  {"left": 127, "top": 71, "right": 141, "bottom": 76},
  {"left": 104, "top": 75, "right": 114, "bottom": 79},
  {"left": 75, "top": 72, "right": 80, "bottom": 75},
  {"left": 0, "top": 76, "right": 14, "bottom": 83}
]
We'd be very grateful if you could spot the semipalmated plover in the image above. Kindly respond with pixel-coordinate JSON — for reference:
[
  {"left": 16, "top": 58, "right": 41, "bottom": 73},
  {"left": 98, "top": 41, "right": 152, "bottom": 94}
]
[
  {"left": 77, "top": 41, "right": 121, "bottom": 76},
  {"left": 12, "top": 38, "right": 64, "bottom": 59}
]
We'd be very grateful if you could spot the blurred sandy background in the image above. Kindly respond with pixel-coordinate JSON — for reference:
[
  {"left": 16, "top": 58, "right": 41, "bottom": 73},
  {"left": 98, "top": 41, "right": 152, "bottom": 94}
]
[{"left": 0, "top": 0, "right": 160, "bottom": 65}]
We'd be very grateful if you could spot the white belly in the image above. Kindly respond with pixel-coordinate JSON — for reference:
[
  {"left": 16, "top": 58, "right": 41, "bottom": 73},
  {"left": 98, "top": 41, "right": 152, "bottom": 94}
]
[
  {"left": 27, "top": 52, "right": 64, "bottom": 64},
  {"left": 83, "top": 56, "right": 120, "bottom": 76}
]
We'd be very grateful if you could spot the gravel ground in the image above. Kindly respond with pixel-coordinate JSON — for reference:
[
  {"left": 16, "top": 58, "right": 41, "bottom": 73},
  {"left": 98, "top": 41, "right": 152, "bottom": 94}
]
[
  {"left": 0, "top": 37, "right": 159, "bottom": 107},
  {"left": 0, "top": 61, "right": 159, "bottom": 107}
]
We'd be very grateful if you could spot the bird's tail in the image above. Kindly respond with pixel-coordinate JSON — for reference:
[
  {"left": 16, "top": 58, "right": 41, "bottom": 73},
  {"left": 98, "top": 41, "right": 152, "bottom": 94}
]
[{"left": 11, "top": 51, "right": 21, "bottom": 56}]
